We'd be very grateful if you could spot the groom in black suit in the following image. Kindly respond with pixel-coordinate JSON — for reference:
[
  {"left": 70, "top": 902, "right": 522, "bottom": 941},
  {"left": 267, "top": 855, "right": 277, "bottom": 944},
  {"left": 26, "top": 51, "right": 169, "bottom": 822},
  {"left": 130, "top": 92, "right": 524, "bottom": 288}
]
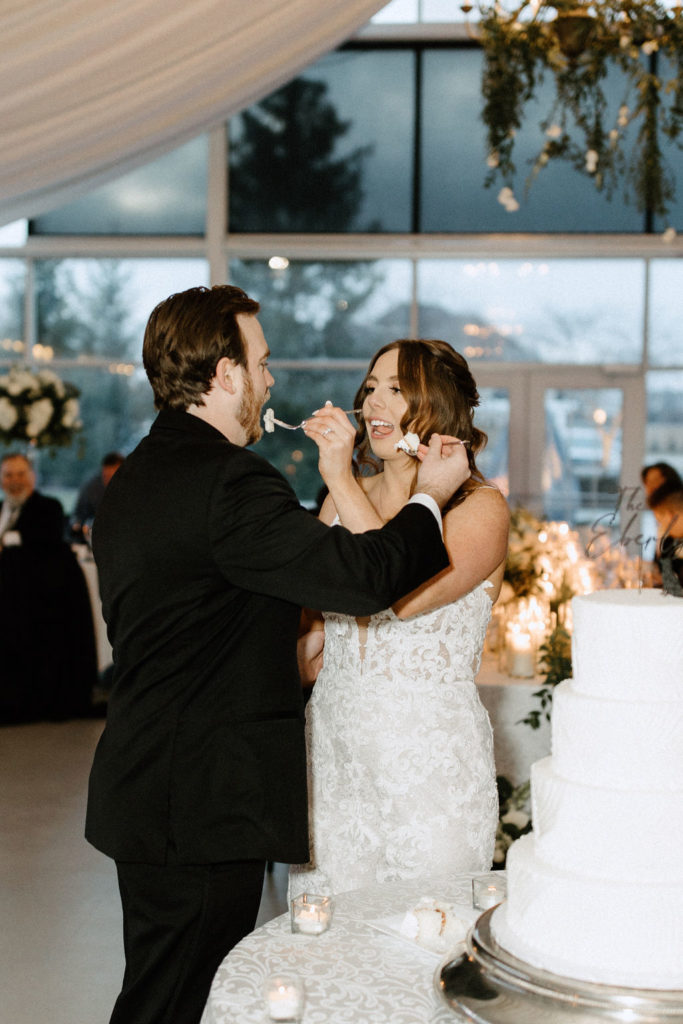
[{"left": 85, "top": 285, "right": 471, "bottom": 1024}]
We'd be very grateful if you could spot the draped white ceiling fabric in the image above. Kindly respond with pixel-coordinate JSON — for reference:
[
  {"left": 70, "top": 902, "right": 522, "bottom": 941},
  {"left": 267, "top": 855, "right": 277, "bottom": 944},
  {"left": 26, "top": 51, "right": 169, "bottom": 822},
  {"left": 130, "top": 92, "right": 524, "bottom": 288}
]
[{"left": 0, "top": 0, "right": 387, "bottom": 225}]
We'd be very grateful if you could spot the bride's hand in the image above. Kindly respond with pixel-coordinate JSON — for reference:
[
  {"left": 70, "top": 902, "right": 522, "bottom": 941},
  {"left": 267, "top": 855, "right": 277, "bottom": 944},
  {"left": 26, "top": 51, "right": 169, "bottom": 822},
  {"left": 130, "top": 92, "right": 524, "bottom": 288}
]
[{"left": 301, "top": 402, "right": 357, "bottom": 485}]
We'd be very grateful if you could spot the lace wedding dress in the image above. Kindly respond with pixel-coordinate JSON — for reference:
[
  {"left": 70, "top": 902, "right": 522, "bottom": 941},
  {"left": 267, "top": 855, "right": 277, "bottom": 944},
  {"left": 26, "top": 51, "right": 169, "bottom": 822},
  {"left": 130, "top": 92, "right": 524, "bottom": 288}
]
[{"left": 289, "top": 580, "right": 498, "bottom": 898}]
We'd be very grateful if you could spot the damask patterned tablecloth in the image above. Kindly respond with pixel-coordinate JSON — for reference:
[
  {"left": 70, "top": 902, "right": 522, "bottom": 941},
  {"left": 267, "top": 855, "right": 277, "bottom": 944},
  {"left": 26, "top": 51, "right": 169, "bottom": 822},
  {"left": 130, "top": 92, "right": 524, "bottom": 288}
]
[{"left": 202, "top": 874, "right": 487, "bottom": 1024}]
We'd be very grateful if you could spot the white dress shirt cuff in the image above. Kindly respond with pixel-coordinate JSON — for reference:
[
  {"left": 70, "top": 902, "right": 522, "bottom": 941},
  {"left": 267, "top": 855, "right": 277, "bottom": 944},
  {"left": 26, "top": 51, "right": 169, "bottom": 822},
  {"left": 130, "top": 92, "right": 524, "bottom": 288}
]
[{"left": 407, "top": 493, "right": 443, "bottom": 537}]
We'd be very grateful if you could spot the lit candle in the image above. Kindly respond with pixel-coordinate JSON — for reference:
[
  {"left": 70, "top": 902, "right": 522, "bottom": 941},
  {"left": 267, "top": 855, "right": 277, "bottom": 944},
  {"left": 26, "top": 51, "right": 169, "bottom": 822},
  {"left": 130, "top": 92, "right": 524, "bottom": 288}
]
[
  {"left": 506, "top": 626, "right": 535, "bottom": 677},
  {"left": 290, "top": 893, "right": 332, "bottom": 935},
  {"left": 472, "top": 877, "right": 507, "bottom": 910},
  {"left": 264, "top": 975, "right": 304, "bottom": 1022}
]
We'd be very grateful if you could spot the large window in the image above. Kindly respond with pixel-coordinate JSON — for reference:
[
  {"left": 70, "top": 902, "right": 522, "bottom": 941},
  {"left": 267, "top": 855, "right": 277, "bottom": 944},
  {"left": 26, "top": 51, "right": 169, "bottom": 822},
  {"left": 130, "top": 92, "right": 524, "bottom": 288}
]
[
  {"left": 417, "top": 259, "right": 645, "bottom": 363},
  {"left": 225, "top": 43, "right": 678, "bottom": 236},
  {"left": 0, "top": 259, "right": 25, "bottom": 341},
  {"left": 17, "top": 259, "right": 208, "bottom": 506},
  {"left": 228, "top": 50, "right": 415, "bottom": 233}
]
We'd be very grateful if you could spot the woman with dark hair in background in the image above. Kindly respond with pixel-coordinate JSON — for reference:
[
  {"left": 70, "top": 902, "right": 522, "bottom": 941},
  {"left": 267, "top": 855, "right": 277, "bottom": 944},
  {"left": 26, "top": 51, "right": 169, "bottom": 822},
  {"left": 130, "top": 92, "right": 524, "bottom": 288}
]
[
  {"left": 291, "top": 338, "right": 510, "bottom": 897},
  {"left": 641, "top": 461, "right": 683, "bottom": 505}
]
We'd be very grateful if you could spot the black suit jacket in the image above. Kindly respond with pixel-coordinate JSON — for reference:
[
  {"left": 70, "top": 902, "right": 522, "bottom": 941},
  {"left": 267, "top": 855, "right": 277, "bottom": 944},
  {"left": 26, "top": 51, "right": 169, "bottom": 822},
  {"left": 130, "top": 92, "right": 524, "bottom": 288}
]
[
  {"left": 0, "top": 490, "right": 97, "bottom": 721},
  {"left": 1, "top": 489, "right": 65, "bottom": 546},
  {"left": 85, "top": 410, "right": 449, "bottom": 865}
]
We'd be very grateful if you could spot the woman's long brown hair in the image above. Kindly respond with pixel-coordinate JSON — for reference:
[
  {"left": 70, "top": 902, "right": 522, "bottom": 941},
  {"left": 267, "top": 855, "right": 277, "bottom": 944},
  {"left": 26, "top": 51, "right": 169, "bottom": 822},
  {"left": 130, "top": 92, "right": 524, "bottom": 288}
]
[{"left": 352, "top": 338, "right": 488, "bottom": 510}]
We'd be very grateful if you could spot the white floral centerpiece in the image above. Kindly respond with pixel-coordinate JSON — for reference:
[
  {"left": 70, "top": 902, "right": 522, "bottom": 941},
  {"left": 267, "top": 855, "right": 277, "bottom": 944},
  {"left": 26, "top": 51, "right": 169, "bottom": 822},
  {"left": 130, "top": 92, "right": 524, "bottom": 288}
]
[{"left": 0, "top": 365, "right": 82, "bottom": 450}]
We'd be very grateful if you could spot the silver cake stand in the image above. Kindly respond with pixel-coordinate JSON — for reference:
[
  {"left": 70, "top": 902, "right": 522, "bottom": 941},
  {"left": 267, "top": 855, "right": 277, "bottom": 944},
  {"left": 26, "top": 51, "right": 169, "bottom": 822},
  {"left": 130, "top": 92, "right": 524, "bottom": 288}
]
[{"left": 436, "top": 907, "right": 683, "bottom": 1023}]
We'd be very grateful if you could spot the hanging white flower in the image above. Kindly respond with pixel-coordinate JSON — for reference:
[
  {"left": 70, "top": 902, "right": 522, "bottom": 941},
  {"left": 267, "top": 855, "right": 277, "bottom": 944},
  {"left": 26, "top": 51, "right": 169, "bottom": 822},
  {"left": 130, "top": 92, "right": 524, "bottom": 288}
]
[
  {"left": 25, "top": 397, "right": 54, "bottom": 438},
  {"left": 0, "top": 396, "right": 18, "bottom": 431},
  {"left": 641, "top": 40, "right": 658, "bottom": 55},
  {"left": 497, "top": 186, "right": 519, "bottom": 212},
  {"left": 486, "top": 151, "right": 500, "bottom": 168},
  {"left": 585, "top": 149, "right": 599, "bottom": 173},
  {"left": 545, "top": 124, "right": 562, "bottom": 139}
]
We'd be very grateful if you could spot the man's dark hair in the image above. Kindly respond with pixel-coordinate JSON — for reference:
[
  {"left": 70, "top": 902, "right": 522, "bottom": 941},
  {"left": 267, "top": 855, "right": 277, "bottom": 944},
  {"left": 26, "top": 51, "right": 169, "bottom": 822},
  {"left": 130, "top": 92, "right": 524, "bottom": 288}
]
[{"left": 142, "top": 285, "right": 260, "bottom": 410}]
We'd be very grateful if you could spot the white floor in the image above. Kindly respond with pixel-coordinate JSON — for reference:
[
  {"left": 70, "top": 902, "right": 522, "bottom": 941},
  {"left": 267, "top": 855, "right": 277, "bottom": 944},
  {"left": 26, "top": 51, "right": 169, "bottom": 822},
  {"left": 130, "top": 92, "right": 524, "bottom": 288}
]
[{"left": 0, "top": 720, "right": 289, "bottom": 1024}]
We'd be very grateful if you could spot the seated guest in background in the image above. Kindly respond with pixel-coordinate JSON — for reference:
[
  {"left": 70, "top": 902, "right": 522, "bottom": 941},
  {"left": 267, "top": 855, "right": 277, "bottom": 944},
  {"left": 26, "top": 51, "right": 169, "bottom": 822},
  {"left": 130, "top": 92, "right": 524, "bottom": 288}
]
[
  {"left": 0, "top": 452, "right": 65, "bottom": 547},
  {"left": 641, "top": 461, "right": 683, "bottom": 505},
  {"left": 0, "top": 452, "right": 98, "bottom": 722},
  {"left": 650, "top": 485, "right": 683, "bottom": 592},
  {"left": 70, "top": 451, "right": 125, "bottom": 542}
]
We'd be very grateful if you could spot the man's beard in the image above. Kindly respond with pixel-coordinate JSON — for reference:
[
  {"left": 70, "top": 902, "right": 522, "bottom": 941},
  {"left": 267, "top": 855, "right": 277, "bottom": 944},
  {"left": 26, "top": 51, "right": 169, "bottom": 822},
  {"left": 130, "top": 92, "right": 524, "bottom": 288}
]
[{"left": 238, "top": 371, "right": 264, "bottom": 446}]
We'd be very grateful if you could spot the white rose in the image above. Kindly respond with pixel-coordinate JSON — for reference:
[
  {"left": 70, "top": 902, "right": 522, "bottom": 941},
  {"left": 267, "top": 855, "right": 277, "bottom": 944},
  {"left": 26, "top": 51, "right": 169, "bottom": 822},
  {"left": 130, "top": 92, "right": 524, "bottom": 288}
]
[
  {"left": 61, "top": 397, "right": 80, "bottom": 428},
  {"left": 493, "top": 839, "right": 509, "bottom": 864},
  {"left": 25, "top": 397, "right": 54, "bottom": 438},
  {"left": 6, "top": 369, "right": 37, "bottom": 396},
  {"left": 0, "top": 396, "right": 18, "bottom": 430},
  {"left": 38, "top": 369, "right": 65, "bottom": 396},
  {"left": 502, "top": 809, "right": 529, "bottom": 830}
]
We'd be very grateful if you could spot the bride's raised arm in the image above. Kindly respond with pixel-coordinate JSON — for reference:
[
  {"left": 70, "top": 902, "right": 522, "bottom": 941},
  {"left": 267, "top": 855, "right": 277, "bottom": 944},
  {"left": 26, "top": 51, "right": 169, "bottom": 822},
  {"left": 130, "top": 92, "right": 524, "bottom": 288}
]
[{"left": 303, "top": 404, "right": 383, "bottom": 532}]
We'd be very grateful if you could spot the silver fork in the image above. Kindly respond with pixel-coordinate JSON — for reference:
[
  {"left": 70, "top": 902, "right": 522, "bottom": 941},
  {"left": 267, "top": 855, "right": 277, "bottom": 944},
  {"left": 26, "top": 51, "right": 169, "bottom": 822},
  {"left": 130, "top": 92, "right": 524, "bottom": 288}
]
[{"left": 264, "top": 408, "right": 361, "bottom": 431}]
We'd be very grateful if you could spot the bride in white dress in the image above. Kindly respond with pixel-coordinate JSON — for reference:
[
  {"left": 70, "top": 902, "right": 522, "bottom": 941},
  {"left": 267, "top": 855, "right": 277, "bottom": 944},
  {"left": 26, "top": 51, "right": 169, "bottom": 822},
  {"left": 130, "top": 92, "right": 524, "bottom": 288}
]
[{"left": 290, "top": 338, "right": 510, "bottom": 897}]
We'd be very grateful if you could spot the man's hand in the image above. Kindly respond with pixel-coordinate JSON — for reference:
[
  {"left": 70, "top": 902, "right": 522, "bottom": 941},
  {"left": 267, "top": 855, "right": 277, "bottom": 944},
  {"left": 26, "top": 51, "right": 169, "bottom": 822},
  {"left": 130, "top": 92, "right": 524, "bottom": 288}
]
[{"left": 415, "top": 435, "right": 471, "bottom": 509}]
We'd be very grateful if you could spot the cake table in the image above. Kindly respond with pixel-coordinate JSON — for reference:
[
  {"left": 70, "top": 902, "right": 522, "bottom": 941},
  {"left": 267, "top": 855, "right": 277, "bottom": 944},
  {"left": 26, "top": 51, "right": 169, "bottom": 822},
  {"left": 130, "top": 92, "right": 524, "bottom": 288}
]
[
  {"left": 440, "top": 907, "right": 683, "bottom": 1023},
  {"left": 202, "top": 874, "right": 486, "bottom": 1024}
]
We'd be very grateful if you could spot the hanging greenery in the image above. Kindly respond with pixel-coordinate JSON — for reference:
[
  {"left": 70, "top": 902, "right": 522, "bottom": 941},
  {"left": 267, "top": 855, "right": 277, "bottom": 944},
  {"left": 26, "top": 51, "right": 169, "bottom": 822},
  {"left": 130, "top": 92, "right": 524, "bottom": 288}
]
[{"left": 477, "top": 0, "right": 683, "bottom": 219}]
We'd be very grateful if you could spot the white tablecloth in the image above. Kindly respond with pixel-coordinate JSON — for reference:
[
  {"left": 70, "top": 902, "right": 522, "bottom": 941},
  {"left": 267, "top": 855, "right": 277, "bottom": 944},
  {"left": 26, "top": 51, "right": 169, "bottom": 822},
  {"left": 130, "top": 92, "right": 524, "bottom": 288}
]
[
  {"left": 76, "top": 554, "right": 112, "bottom": 673},
  {"left": 202, "top": 874, "right": 497, "bottom": 1024},
  {"left": 476, "top": 651, "right": 551, "bottom": 785}
]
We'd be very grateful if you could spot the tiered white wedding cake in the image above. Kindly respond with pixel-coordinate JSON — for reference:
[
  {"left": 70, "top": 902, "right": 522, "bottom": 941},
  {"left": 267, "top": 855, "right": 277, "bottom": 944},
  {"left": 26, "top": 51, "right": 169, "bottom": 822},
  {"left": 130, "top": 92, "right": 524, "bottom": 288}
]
[{"left": 492, "top": 589, "right": 683, "bottom": 989}]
